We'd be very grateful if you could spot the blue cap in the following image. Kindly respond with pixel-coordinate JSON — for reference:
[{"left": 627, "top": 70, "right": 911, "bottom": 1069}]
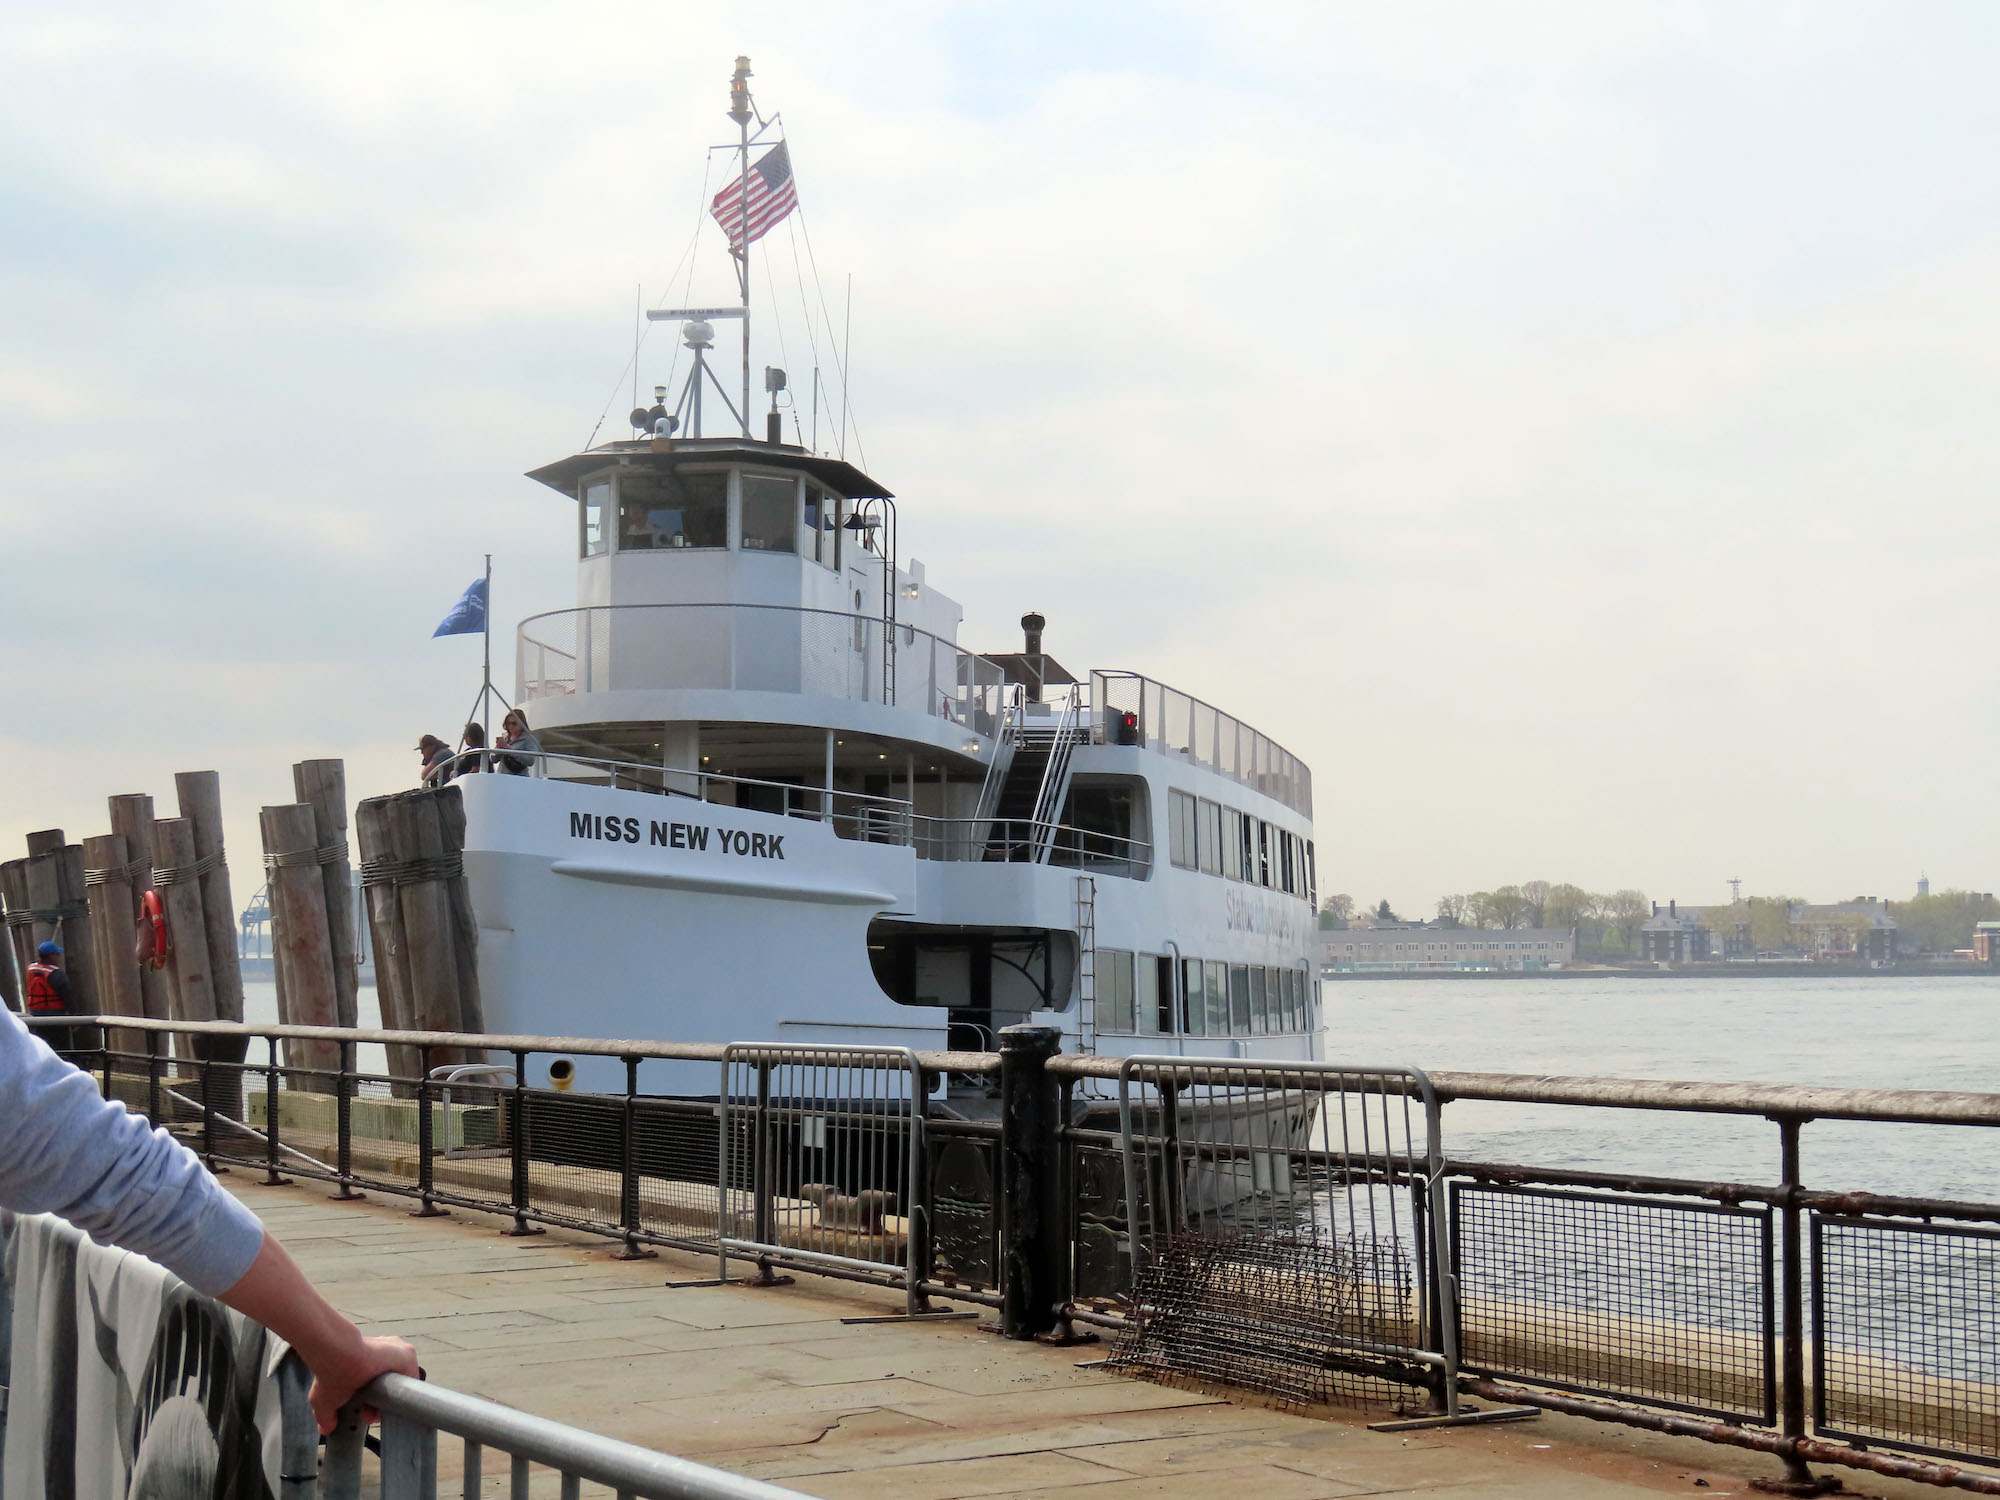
[{"left": 36, "top": 940, "right": 61, "bottom": 958}]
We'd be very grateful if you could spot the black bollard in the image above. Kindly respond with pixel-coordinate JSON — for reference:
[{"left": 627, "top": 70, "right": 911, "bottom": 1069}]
[{"left": 998, "top": 1024, "right": 1064, "bottom": 1339}]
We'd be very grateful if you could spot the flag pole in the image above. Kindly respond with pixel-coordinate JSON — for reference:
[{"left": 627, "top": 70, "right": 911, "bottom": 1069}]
[
  {"left": 481, "top": 552, "right": 493, "bottom": 727},
  {"left": 730, "top": 57, "right": 753, "bottom": 438}
]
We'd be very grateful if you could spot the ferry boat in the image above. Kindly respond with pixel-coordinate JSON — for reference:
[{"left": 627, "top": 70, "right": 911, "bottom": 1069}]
[{"left": 454, "top": 61, "right": 1323, "bottom": 1106}]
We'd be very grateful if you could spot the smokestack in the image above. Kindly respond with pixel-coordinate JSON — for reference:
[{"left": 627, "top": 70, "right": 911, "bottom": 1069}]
[
  {"left": 766, "top": 411, "right": 783, "bottom": 443},
  {"left": 1021, "top": 612, "right": 1046, "bottom": 704},
  {"left": 1670, "top": 900, "right": 1677, "bottom": 917}
]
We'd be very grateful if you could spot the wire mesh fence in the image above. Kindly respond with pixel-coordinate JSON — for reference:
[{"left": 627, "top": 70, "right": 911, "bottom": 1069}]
[
  {"left": 1813, "top": 1214, "right": 2000, "bottom": 1463},
  {"left": 1451, "top": 1184, "right": 1776, "bottom": 1423}
]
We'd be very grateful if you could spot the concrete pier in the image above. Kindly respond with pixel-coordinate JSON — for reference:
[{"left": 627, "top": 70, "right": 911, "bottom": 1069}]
[{"left": 229, "top": 1181, "right": 1909, "bottom": 1499}]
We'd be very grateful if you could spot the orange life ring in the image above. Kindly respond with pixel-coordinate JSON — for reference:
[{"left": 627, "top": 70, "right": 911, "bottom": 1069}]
[{"left": 140, "top": 889, "right": 171, "bottom": 970}]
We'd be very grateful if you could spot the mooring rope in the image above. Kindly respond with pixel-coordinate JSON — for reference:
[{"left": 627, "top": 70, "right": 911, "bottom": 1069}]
[
  {"left": 83, "top": 858, "right": 151, "bottom": 888},
  {"left": 358, "top": 852, "right": 463, "bottom": 888},
  {"left": 3, "top": 901, "right": 88, "bottom": 926},
  {"left": 152, "top": 851, "right": 223, "bottom": 887}
]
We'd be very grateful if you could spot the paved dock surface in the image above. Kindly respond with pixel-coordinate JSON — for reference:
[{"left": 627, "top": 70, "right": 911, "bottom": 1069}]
[{"left": 236, "top": 1179, "right": 1885, "bottom": 1499}]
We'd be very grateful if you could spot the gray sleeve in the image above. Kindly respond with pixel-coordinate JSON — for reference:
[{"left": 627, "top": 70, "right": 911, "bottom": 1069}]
[{"left": 0, "top": 1009, "right": 265, "bottom": 1295}]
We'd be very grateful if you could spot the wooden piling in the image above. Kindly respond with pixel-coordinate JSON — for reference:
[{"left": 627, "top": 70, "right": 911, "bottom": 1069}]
[
  {"left": 150, "top": 818, "right": 217, "bottom": 1024},
  {"left": 260, "top": 802, "right": 344, "bottom": 1078},
  {"left": 109, "top": 793, "right": 174, "bottom": 1023},
  {"left": 25, "top": 830, "right": 99, "bottom": 1013},
  {"left": 81, "top": 832, "right": 147, "bottom": 1056},
  {"left": 174, "top": 771, "right": 244, "bottom": 1023},
  {"left": 432, "top": 787, "right": 485, "bottom": 1034},
  {"left": 393, "top": 794, "right": 465, "bottom": 1038},
  {"left": 356, "top": 785, "right": 482, "bottom": 1085},
  {"left": 355, "top": 796, "right": 422, "bottom": 1087},
  {"left": 0, "top": 860, "right": 29, "bottom": 1012},
  {"left": 293, "top": 759, "right": 359, "bottom": 1028}
]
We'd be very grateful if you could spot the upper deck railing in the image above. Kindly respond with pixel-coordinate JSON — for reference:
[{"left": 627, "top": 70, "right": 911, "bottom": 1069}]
[
  {"left": 1090, "top": 669, "right": 1312, "bottom": 816},
  {"left": 517, "top": 603, "right": 1010, "bottom": 740}
]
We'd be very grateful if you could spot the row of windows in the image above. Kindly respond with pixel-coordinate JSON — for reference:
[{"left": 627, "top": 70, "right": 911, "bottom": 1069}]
[
  {"left": 581, "top": 468, "right": 847, "bottom": 570},
  {"left": 1097, "top": 950, "right": 1317, "bottom": 1037},
  {"left": 1166, "top": 790, "right": 1314, "bottom": 903},
  {"left": 1338, "top": 939, "right": 1566, "bottom": 954}
]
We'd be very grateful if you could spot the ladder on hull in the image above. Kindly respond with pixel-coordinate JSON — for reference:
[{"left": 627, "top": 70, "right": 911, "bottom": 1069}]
[{"left": 1075, "top": 874, "right": 1097, "bottom": 1053}]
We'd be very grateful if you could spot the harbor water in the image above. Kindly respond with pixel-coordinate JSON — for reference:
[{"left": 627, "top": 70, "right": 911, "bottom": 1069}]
[{"left": 1324, "top": 972, "right": 2000, "bottom": 1202}]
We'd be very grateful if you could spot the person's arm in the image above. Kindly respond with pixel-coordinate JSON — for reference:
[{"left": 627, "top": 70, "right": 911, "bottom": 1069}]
[
  {"left": 218, "top": 1233, "right": 419, "bottom": 1432},
  {"left": 0, "top": 1010, "right": 415, "bottom": 1429}
]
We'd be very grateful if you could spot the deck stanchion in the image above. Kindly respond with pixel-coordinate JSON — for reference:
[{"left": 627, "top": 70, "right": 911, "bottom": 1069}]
[
  {"left": 333, "top": 1037, "right": 363, "bottom": 1200},
  {"left": 264, "top": 1034, "right": 290, "bottom": 1185},
  {"left": 415, "top": 1044, "right": 447, "bottom": 1217},
  {"left": 616, "top": 1055, "right": 656, "bottom": 1259},
  {"left": 503, "top": 1049, "right": 543, "bottom": 1237},
  {"left": 752, "top": 1061, "right": 777, "bottom": 1282},
  {"left": 998, "top": 1024, "right": 1062, "bottom": 1339},
  {"left": 1770, "top": 1114, "right": 1833, "bottom": 1495}
]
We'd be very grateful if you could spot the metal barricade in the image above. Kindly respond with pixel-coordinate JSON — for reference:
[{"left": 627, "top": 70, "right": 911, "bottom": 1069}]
[
  {"left": 717, "top": 1043, "right": 927, "bottom": 1312},
  {"left": 1111, "top": 1056, "right": 1460, "bottom": 1413}
]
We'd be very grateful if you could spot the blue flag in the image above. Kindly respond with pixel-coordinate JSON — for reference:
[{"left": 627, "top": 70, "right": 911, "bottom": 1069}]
[{"left": 433, "top": 578, "right": 487, "bottom": 638}]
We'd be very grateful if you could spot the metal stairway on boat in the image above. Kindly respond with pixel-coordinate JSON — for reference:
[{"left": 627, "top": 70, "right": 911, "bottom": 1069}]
[{"left": 981, "top": 688, "right": 1085, "bottom": 862}]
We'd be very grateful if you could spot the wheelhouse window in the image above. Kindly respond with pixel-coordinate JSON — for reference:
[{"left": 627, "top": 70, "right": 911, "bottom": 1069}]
[
  {"left": 741, "top": 473, "right": 799, "bottom": 553},
  {"left": 581, "top": 479, "right": 610, "bottom": 558},
  {"left": 803, "top": 485, "right": 842, "bottom": 569},
  {"left": 1223, "top": 809, "right": 1244, "bottom": 880},
  {"left": 618, "top": 469, "right": 726, "bottom": 550}
]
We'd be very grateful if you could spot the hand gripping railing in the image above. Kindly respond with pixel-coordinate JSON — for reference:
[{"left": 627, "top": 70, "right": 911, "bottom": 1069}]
[{"left": 326, "top": 1371, "right": 802, "bottom": 1499}]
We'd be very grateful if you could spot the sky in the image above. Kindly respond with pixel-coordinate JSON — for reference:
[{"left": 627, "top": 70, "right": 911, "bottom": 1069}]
[{"left": 3, "top": 1, "right": 1998, "bottom": 920}]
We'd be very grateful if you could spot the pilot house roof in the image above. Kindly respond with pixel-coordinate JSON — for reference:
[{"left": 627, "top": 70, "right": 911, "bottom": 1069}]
[{"left": 526, "top": 438, "right": 894, "bottom": 500}]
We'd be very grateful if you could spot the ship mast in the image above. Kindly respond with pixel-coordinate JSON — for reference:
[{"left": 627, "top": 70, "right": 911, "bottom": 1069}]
[{"left": 728, "top": 56, "right": 753, "bottom": 439}]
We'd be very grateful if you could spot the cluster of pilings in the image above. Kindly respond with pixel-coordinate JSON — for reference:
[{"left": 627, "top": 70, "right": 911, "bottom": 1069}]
[
  {"left": 2, "top": 767, "right": 482, "bottom": 1093},
  {"left": 1, "top": 773, "right": 245, "bottom": 1061}
]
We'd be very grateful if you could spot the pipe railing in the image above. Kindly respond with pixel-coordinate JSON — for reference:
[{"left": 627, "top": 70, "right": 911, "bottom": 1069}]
[{"left": 29, "top": 1014, "right": 2000, "bottom": 1490}]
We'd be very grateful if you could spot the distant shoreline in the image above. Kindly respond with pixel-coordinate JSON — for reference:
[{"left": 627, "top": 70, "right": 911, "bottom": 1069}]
[{"left": 1321, "top": 961, "right": 1993, "bottom": 981}]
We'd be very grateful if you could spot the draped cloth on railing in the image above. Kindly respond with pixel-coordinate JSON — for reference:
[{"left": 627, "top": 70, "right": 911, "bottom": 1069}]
[{"left": 1, "top": 1212, "right": 293, "bottom": 1500}]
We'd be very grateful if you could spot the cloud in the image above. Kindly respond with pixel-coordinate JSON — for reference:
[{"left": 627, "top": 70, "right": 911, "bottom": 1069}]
[{"left": 4, "top": 2, "right": 2000, "bottom": 913}]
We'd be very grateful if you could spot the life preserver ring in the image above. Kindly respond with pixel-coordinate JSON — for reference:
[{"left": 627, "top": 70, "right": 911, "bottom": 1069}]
[{"left": 140, "top": 889, "right": 171, "bottom": 970}]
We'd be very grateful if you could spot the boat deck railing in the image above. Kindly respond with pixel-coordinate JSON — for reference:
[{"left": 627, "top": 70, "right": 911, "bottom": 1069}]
[
  {"left": 516, "top": 603, "right": 1011, "bottom": 740},
  {"left": 460, "top": 748, "right": 1152, "bottom": 871}
]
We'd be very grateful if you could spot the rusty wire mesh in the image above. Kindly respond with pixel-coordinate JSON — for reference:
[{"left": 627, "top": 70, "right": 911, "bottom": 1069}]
[
  {"left": 1108, "top": 1226, "right": 1427, "bottom": 1410},
  {"left": 1813, "top": 1214, "right": 2000, "bottom": 1462},
  {"left": 1451, "top": 1183, "right": 1775, "bottom": 1423}
]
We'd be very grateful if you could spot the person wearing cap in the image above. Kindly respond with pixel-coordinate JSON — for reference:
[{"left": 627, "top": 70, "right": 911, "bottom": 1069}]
[
  {"left": 24, "top": 938, "right": 78, "bottom": 1053},
  {"left": 417, "top": 733, "right": 452, "bottom": 786}
]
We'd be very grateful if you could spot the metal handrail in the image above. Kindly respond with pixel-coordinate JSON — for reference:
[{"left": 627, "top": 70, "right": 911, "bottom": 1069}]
[
  {"left": 29, "top": 1012, "right": 1000, "bottom": 1074},
  {"left": 335, "top": 1371, "right": 800, "bottom": 1500},
  {"left": 1091, "top": 666, "right": 1312, "bottom": 817},
  {"left": 462, "top": 746, "right": 916, "bottom": 817},
  {"left": 1027, "top": 686, "right": 1084, "bottom": 862}
]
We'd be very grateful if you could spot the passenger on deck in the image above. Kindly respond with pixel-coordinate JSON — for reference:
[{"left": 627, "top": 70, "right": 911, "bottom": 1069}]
[
  {"left": 448, "top": 722, "right": 489, "bottom": 779},
  {"left": 497, "top": 709, "right": 542, "bottom": 776},
  {"left": 417, "top": 734, "right": 452, "bottom": 786}
]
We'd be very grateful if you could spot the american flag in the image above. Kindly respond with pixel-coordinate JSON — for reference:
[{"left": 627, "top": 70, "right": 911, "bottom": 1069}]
[{"left": 710, "top": 142, "right": 799, "bottom": 253}]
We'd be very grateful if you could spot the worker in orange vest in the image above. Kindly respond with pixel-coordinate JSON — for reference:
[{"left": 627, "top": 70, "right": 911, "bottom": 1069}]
[{"left": 24, "top": 939, "right": 78, "bottom": 1055}]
